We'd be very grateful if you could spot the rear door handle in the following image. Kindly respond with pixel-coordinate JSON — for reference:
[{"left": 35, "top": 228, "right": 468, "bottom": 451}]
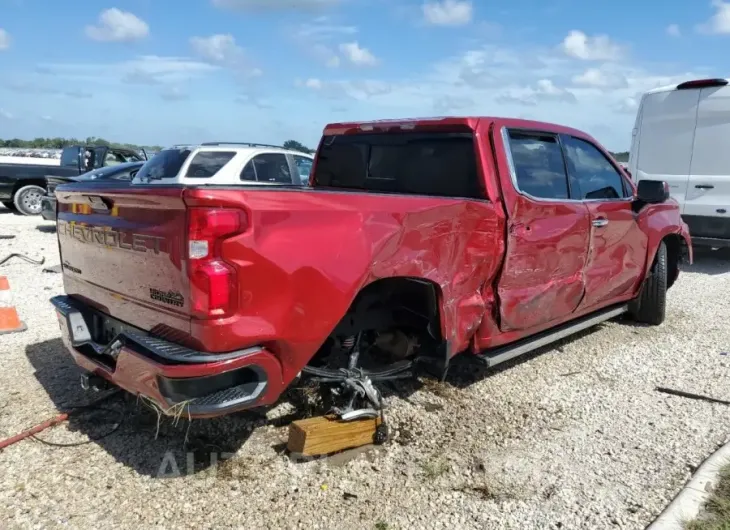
[
  {"left": 695, "top": 184, "right": 714, "bottom": 190},
  {"left": 592, "top": 219, "right": 609, "bottom": 228}
]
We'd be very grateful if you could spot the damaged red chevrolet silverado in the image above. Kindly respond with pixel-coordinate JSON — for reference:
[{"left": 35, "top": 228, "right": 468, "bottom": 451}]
[{"left": 51, "top": 117, "right": 692, "bottom": 419}]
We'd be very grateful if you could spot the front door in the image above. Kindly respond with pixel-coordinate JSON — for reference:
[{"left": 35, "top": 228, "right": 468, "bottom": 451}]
[
  {"left": 492, "top": 128, "right": 591, "bottom": 332},
  {"left": 561, "top": 135, "right": 647, "bottom": 308}
]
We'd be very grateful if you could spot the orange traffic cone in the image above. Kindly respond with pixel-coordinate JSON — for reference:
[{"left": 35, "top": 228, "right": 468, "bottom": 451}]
[{"left": 0, "top": 276, "right": 26, "bottom": 335}]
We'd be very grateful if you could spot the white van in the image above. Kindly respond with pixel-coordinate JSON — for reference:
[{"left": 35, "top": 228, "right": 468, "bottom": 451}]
[{"left": 628, "top": 78, "right": 730, "bottom": 248}]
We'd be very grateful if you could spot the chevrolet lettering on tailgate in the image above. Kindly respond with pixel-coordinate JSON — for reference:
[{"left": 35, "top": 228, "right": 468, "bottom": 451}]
[{"left": 57, "top": 220, "right": 165, "bottom": 255}]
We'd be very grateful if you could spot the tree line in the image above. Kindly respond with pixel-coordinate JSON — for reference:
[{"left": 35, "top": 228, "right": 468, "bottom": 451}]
[
  {"left": 0, "top": 137, "right": 316, "bottom": 153},
  {"left": 0, "top": 136, "right": 628, "bottom": 161},
  {"left": 0, "top": 137, "right": 163, "bottom": 151}
]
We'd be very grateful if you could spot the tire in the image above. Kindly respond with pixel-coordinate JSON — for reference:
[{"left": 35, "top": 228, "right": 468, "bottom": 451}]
[
  {"left": 631, "top": 241, "right": 667, "bottom": 325},
  {"left": 1, "top": 201, "right": 16, "bottom": 211},
  {"left": 13, "top": 185, "right": 46, "bottom": 216}
]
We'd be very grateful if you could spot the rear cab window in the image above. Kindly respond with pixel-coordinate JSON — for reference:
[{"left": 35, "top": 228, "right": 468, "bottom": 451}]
[
  {"left": 134, "top": 148, "right": 191, "bottom": 182},
  {"left": 313, "top": 132, "right": 481, "bottom": 198}
]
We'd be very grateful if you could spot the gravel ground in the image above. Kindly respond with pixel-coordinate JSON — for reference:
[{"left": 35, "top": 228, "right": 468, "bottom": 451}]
[{"left": 2, "top": 204, "right": 730, "bottom": 529}]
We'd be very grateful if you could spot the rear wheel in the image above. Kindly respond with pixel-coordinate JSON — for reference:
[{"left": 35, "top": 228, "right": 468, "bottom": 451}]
[
  {"left": 13, "top": 185, "right": 45, "bottom": 216},
  {"left": 630, "top": 241, "right": 667, "bottom": 325}
]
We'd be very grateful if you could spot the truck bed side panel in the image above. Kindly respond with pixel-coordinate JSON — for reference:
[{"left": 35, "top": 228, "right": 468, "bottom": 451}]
[{"left": 184, "top": 188, "right": 505, "bottom": 379}]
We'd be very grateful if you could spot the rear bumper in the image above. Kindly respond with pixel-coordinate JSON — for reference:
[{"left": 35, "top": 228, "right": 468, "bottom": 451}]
[
  {"left": 41, "top": 195, "right": 56, "bottom": 221},
  {"left": 50, "top": 295, "right": 285, "bottom": 418}
]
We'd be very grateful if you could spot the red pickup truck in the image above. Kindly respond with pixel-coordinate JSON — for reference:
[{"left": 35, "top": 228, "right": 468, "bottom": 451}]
[{"left": 51, "top": 117, "right": 692, "bottom": 418}]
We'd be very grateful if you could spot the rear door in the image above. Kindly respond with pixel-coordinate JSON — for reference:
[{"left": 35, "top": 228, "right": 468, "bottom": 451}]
[
  {"left": 561, "top": 135, "right": 647, "bottom": 308},
  {"left": 634, "top": 89, "right": 700, "bottom": 211},
  {"left": 683, "top": 86, "right": 730, "bottom": 237},
  {"left": 494, "top": 127, "right": 591, "bottom": 332}
]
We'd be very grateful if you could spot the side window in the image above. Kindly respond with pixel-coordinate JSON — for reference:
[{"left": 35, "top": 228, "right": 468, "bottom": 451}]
[
  {"left": 240, "top": 160, "right": 257, "bottom": 181},
  {"left": 293, "top": 155, "right": 313, "bottom": 185},
  {"left": 240, "top": 153, "right": 292, "bottom": 183},
  {"left": 507, "top": 131, "right": 569, "bottom": 200},
  {"left": 562, "top": 137, "right": 629, "bottom": 200},
  {"left": 185, "top": 151, "right": 236, "bottom": 178}
]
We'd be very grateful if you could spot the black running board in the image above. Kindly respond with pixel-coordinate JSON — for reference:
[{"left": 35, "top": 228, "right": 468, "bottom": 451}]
[{"left": 476, "top": 304, "right": 629, "bottom": 368}]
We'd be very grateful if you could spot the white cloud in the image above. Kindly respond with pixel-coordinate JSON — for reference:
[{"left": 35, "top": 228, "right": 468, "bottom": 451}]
[
  {"left": 296, "top": 18, "right": 357, "bottom": 39},
  {"left": 422, "top": 0, "right": 473, "bottom": 26},
  {"left": 497, "top": 79, "right": 577, "bottom": 106},
  {"left": 160, "top": 87, "right": 188, "bottom": 101},
  {"left": 0, "top": 109, "right": 13, "bottom": 120},
  {"left": 294, "top": 39, "right": 702, "bottom": 149},
  {"left": 85, "top": 8, "right": 149, "bottom": 43},
  {"left": 39, "top": 56, "right": 217, "bottom": 86},
  {"left": 190, "top": 34, "right": 261, "bottom": 76},
  {"left": 572, "top": 68, "right": 610, "bottom": 87},
  {"left": 299, "top": 78, "right": 391, "bottom": 100},
  {"left": 666, "top": 24, "right": 681, "bottom": 37},
  {"left": 291, "top": 17, "right": 358, "bottom": 68},
  {"left": 616, "top": 96, "right": 640, "bottom": 114},
  {"left": 211, "top": 0, "right": 339, "bottom": 10},
  {"left": 3, "top": 81, "right": 93, "bottom": 98},
  {"left": 696, "top": 0, "right": 730, "bottom": 34},
  {"left": 339, "top": 42, "right": 378, "bottom": 66},
  {"left": 303, "top": 78, "right": 323, "bottom": 89},
  {"left": 0, "top": 29, "right": 10, "bottom": 51},
  {"left": 190, "top": 34, "right": 243, "bottom": 64},
  {"left": 561, "top": 30, "right": 623, "bottom": 61}
]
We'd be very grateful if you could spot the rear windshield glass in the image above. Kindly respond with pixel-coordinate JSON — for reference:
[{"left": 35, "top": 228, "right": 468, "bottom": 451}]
[
  {"left": 312, "top": 132, "right": 481, "bottom": 198},
  {"left": 185, "top": 151, "right": 236, "bottom": 178},
  {"left": 134, "top": 148, "right": 191, "bottom": 182}
]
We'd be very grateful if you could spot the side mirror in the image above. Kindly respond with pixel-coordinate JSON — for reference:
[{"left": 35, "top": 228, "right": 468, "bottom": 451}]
[{"left": 636, "top": 179, "right": 670, "bottom": 203}]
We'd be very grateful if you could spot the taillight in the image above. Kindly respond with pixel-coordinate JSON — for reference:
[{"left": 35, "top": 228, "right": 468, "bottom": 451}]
[{"left": 187, "top": 208, "right": 246, "bottom": 319}]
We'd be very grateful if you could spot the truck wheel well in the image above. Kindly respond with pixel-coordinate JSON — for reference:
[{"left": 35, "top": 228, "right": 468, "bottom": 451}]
[
  {"left": 13, "top": 179, "right": 46, "bottom": 195},
  {"left": 663, "top": 234, "right": 682, "bottom": 289},
  {"left": 308, "top": 277, "right": 445, "bottom": 368},
  {"left": 332, "top": 277, "right": 443, "bottom": 341}
]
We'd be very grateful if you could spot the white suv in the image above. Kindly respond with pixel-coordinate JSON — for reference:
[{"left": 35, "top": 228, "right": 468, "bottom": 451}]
[{"left": 133, "top": 142, "right": 314, "bottom": 186}]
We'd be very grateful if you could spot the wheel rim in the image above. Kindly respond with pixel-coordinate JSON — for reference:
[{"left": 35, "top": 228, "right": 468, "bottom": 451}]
[{"left": 21, "top": 189, "right": 43, "bottom": 214}]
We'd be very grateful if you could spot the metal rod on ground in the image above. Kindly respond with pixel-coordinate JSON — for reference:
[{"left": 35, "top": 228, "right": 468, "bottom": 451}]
[
  {"left": 655, "top": 386, "right": 730, "bottom": 406},
  {"left": 0, "top": 390, "right": 120, "bottom": 451}
]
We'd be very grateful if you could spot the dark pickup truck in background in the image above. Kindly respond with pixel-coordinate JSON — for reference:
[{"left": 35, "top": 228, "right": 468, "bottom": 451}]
[{"left": 0, "top": 145, "right": 146, "bottom": 215}]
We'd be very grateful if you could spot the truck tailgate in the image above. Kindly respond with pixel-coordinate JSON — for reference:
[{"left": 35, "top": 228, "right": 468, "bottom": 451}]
[{"left": 56, "top": 185, "right": 191, "bottom": 338}]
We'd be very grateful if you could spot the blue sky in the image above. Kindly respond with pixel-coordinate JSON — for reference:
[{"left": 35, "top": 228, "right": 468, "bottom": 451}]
[{"left": 0, "top": 0, "right": 727, "bottom": 151}]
